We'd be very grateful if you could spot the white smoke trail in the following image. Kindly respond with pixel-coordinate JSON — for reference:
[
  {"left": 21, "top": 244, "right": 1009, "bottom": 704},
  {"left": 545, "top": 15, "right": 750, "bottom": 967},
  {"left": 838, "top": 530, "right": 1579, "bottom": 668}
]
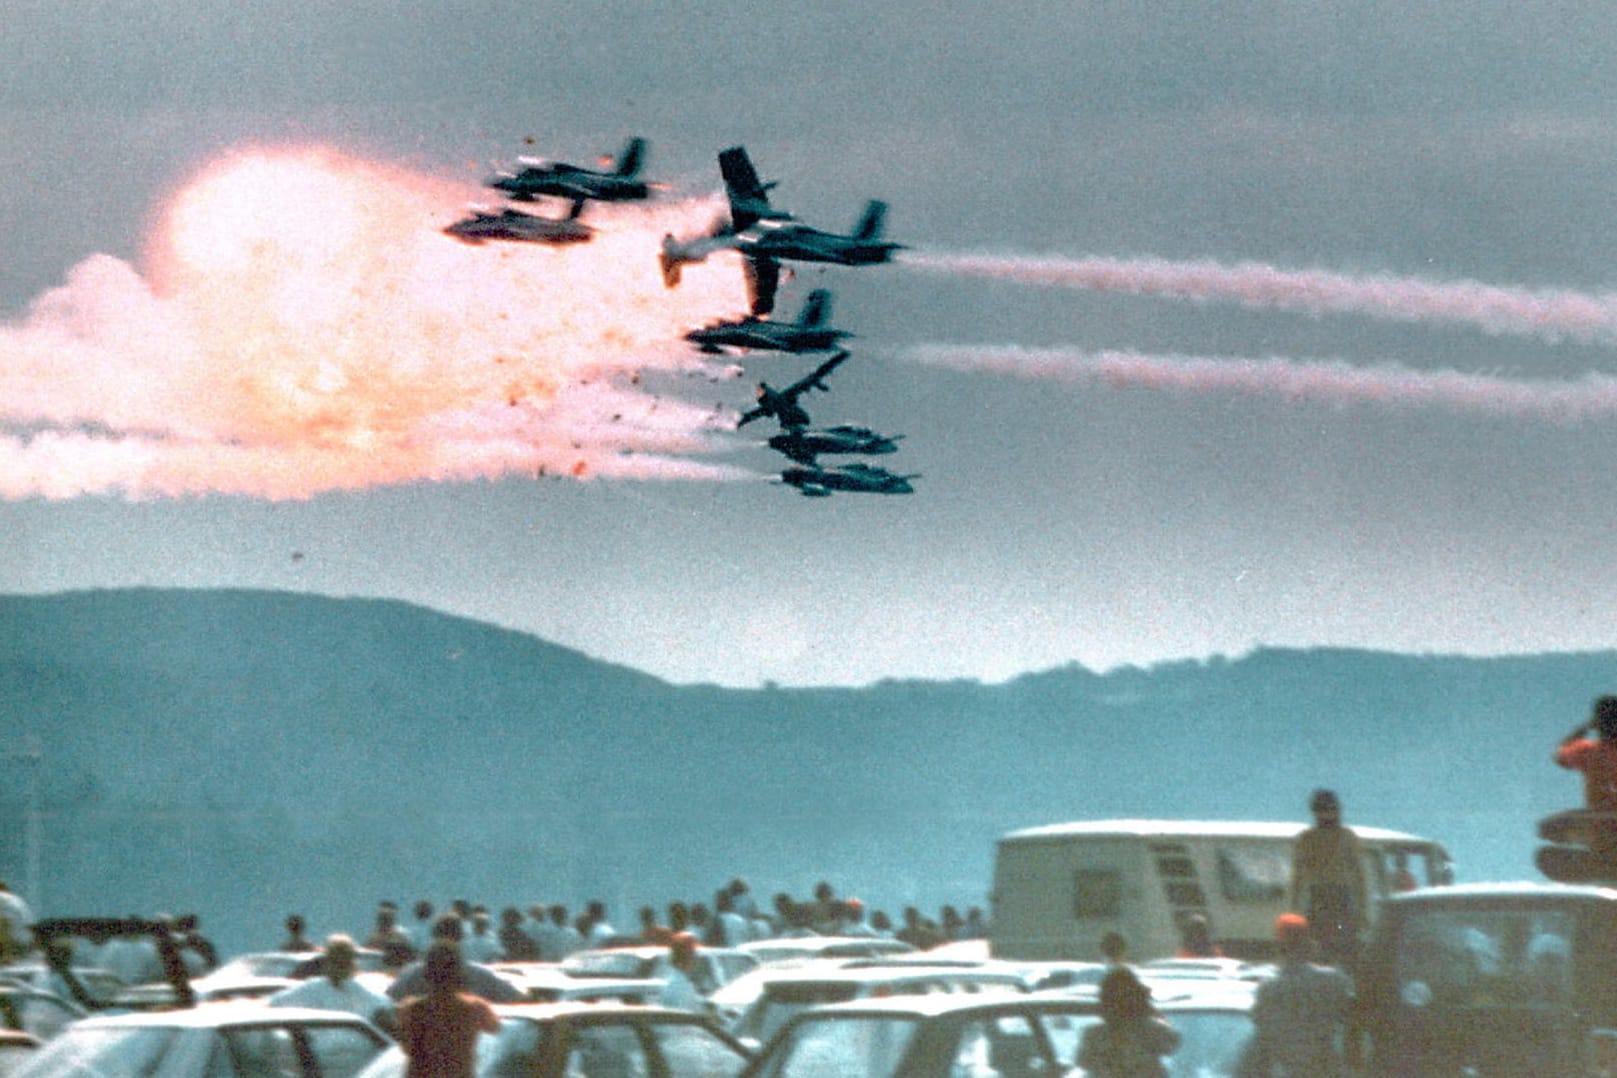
[
  {"left": 900, "top": 344, "right": 1617, "bottom": 422},
  {"left": 901, "top": 252, "right": 1617, "bottom": 345},
  {"left": 0, "top": 145, "right": 759, "bottom": 500}
]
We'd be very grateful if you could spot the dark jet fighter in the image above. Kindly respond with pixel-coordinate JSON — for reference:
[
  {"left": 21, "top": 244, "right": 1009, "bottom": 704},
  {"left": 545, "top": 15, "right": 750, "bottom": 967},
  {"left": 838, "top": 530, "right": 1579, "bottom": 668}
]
[
  {"left": 735, "top": 351, "right": 849, "bottom": 429},
  {"left": 779, "top": 461, "right": 918, "bottom": 497},
  {"left": 442, "top": 203, "right": 593, "bottom": 245},
  {"left": 683, "top": 289, "right": 851, "bottom": 355},
  {"left": 767, "top": 424, "right": 903, "bottom": 465},
  {"left": 660, "top": 146, "right": 901, "bottom": 315},
  {"left": 488, "top": 137, "right": 653, "bottom": 204}
]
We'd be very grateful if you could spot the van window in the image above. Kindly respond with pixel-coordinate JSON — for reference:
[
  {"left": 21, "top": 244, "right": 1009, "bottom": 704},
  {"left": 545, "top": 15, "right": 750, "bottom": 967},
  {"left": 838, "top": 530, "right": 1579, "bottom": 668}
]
[
  {"left": 1216, "top": 845, "right": 1288, "bottom": 903},
  {"left": 1072, "top": 869, "right": 1122, "bottom": 918}
]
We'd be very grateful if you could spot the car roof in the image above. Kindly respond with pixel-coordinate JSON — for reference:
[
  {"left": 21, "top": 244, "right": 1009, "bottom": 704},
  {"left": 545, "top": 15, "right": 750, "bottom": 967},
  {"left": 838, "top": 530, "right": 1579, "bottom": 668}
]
[
  {"left": 778, "top": 992, "right": 1100, "bottom": 1021},
  {"left": 491, "top": 1001, "right": 709, "bottom": 1021},
  {"left": 1387, "top": 880, "right": 1617, "bottom": 902},
  {"left": 1001, "top": 819, "right": 1434, "bottom": 843},
  {"left": 65, "top": 1002, "right": 380, "bottom": 1030},
  {"left": 759, "top": 963, "right": 1026, "bottom": 986},
  {"left": 740, "top": 936, "right": 915, "bottom": 955}
]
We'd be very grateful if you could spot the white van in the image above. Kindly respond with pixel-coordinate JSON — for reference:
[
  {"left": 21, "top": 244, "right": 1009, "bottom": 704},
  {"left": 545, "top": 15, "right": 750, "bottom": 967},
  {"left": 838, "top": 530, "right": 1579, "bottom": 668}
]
[{"left": 989, "top": 819, "right": 1452, "bottom": 962}]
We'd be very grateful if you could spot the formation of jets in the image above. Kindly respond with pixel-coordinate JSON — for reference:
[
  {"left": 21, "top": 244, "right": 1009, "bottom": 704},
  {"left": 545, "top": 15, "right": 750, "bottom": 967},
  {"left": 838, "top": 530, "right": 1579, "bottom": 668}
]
[
  {"left": 444, "top": 137, "right": 655, "bottom": 246},
  {"left": 665, "top": 146, "right": 915, "bottom": 498},
  {"left": 445, "top": 137, "right": 917, "bottom": 497}
]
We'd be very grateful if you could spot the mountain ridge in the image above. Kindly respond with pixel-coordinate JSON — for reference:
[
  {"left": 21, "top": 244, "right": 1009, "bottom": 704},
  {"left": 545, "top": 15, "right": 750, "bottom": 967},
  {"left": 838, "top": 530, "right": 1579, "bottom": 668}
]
[{"left": 1, "top": 587, "right": 1609, "bottom": 954}]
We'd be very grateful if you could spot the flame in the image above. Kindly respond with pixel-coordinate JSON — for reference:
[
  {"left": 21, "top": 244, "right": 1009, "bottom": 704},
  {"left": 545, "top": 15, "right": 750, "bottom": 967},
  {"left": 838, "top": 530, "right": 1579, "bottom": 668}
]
[{"left": 0, "top": 144, "right": 755, "bottom": 499}]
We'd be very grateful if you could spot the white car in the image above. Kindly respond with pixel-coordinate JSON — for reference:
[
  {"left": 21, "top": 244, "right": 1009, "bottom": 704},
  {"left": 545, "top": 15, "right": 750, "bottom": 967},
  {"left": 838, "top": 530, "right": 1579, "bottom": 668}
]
[
  {"left": 559, "top": 946, "right": 761, "bottom": 997},
  {"left": 355, "top": 1001, "right": 751, "bottom": 1078},
  {"left": 12, "top": 1002, "right": 391, "bottom": 1078}
]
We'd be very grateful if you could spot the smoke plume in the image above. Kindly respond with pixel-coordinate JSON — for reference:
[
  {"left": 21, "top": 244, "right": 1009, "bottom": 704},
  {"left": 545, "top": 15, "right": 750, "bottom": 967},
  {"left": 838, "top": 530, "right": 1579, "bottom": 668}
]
[
  {"left": 0, "top": 145, "right": 755, "bottom": 500},
  {"left": 902, "top": 252, "right": 1617, "bottom": 345},
  {"left": 900, "top": 344, "right": 1617, "bottom": 422}
]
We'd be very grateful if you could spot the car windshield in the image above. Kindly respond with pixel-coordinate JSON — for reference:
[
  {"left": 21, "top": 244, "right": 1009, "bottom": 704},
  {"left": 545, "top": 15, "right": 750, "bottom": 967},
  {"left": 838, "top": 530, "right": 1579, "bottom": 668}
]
[
  {"left": 760, "top": 1015, "right": 918, "bottom": 1078},
  {"left": 14, "top": 1025, "right": 178, "bottom": 1078},
  {"left": 737, "top": 983, "right": 860, "bottom": 1045},
  {"left": 1394, "top": 907, "right": 1576, "bottom": 1009},
  {"left": 1159, "top": 1010, "right": 1254, "bottom": 1077}
]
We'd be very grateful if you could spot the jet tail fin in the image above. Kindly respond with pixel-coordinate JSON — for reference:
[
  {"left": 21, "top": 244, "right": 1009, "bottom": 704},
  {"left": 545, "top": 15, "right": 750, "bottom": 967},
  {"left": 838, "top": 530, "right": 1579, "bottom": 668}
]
[
  {"left": 616, "top": 138, "right": 647, "bottom": 178},
  {"left": 853, "top": 201, "right": 888, "bottom": 242},
  {"left": 719, "top": 146, "right": 778, "bottom": 230}
]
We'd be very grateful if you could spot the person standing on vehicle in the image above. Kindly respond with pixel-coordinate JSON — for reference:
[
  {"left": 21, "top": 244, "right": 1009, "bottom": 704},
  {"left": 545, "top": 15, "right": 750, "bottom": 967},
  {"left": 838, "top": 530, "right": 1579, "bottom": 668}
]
[
  {"left": 397, "top": 941, "right": 501, "bottom": 1078},
  {"left": 1290, "top": 788, "right": 1368, "bottom": 971},
  {"left": 1237, "top": 913, "right": 1354, "bottom": 1077},
  {"left": 1075, "top": 966, "right": 1179, "bottom": 1077},
  {"left": 1555, "top": 695, "right": 1617, "bottom": 810}
]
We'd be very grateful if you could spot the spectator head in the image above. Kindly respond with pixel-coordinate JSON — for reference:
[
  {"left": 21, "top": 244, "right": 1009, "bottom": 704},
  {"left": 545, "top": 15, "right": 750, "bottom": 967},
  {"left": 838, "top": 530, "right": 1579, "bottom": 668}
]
[
  {"left": 1595, "top": 696, "right": 1617, "bottom": 739},
  {"left": 1275, "top": 913, "right": 1312, "bottom": 959},
  {"left": 323, "top": 935, "right": 358, "bottom": 984},
  {"left": 423, "top": 940, "right": 465, "bottom": 992}
]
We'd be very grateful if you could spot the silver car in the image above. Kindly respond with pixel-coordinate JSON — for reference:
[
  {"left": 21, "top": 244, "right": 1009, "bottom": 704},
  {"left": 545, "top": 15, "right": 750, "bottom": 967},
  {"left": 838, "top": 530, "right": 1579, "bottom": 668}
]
[{"left": 13, "top": 1002, "right": 390, "bottom": 1078}]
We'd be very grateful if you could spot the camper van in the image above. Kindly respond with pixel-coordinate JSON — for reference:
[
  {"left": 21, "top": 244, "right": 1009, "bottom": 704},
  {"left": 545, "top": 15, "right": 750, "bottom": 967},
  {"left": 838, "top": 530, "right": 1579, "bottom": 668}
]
[{"left": 989, "top": 819, "right": 1452, "bottom": 962}]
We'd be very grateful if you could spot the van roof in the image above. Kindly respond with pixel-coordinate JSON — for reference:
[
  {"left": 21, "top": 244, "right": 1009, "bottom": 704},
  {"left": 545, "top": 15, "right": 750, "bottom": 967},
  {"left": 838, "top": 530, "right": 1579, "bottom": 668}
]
[{"left": 998, "top": 819, "right": 1439, "bottom": 844}]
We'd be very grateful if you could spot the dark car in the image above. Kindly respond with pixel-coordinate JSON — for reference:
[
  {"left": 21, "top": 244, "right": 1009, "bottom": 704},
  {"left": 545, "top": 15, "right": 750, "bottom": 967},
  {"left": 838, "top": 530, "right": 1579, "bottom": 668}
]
[{"left": 1357, "top": 882, "right": 1617, "bottom": 1076}]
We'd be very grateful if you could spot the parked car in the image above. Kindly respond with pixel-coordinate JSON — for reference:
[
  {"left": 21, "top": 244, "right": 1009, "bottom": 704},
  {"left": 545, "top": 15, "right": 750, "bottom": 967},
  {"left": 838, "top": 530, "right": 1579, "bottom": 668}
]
[
  {"left": 1061, "top": 982, "right": 1260, "bottom": 1078},
  {"left": 489, "top": 962, "right": 664, "bottom": 1004},
  {"left": 725, "top": 962, "right": 1032, "bottom": 1050},
  {"left": 737, "top": 937, "right": 916, "bottom": 967},
  {"left": 12, "top": 1002, "right": 391, "bottom": 1077},
  {"left": 1357, "top": 881, "right": 1617, "bottom": 1076},
  {"left": 739, "top": 991, "right": 1103, "bottom": 1077},
  {"left": 355, "top": 1001, "right": 752, "bottom": 1078},
  {"left": 560, "top": 945, "right": 761, "bottom": 996}
]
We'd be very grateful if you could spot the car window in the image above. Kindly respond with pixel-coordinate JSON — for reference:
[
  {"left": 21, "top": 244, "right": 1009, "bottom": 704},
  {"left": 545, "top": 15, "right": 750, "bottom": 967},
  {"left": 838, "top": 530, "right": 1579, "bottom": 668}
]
[
  {"left": 565, "top": 1023, "right": 648, "bottom": 1078},
  {"left": 1394, "top": 908, "right": 1576, "bottom": 1009},
  {"left": 645, "top": 1021, "right": 748, "bottom": 1077},
  {"left": 759, "top": 1016, "right": 918, "bottom": 1078},
  {"left": 951, "top": 1014, "right": 1053, "bottom": 1078},
  {"left": 224, "top": 1026, "right": 303, "bottom": 1077},
  {"left": 15, "top": 1025, "right": 179, "bottom": 1077},
  {"left": 1037, "top": 1010, "right": 1099, "bottom": 1069},
  {"left": 300, "top": 1023, "right": 387, "bottom": 1078},
  {"left": 1160, "top": 1010, "right": 1252, "bottom": 1078}
]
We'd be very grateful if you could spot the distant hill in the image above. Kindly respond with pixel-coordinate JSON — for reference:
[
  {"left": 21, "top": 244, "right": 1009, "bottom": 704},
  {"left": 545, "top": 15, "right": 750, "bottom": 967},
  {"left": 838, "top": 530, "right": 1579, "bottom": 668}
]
[{"left": 1, "top": 587, "right": 1612, "bottom": 954}]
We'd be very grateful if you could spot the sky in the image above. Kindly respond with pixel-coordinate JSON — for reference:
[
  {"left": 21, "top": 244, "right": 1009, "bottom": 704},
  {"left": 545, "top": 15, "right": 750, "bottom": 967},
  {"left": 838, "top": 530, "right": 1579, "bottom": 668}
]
[{"left": 6, "top": 2, "right": 1617, "bottom": 687}]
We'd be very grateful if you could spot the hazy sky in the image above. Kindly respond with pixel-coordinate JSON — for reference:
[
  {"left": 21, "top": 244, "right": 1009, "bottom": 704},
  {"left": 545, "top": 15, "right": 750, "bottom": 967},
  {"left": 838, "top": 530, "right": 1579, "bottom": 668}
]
[{"left": 6, "top": 2, "right": 1617, "bottom": 686}]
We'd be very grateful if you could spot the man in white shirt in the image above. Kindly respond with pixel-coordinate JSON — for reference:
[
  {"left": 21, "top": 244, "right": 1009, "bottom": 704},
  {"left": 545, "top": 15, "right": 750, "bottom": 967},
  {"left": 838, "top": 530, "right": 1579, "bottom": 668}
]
[
  {"left": 658, "top": 934, "right": 703, "bottom": 1012},
  {"left": 269, "top": 935, "right": 393, "bottom": 1028}
]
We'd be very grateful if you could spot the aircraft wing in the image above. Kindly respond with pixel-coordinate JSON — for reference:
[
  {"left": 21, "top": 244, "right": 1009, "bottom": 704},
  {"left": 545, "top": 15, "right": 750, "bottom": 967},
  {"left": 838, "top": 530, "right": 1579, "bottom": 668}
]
[{"left": 793, "top": 350, "right": 849, "bottom": 394}]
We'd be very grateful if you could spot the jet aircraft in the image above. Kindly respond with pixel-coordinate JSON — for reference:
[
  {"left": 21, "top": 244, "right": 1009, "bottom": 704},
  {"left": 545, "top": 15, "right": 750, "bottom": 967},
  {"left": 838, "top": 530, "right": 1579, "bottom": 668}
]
[
  {"left": 766, "top": 424, "right": 903, "bottom": 465},
  {"left": 488, "top": 137, "right": 653, "bottom": 204},
  {"left": 779, "top": 461, "right": 918, "bottom": 497},
  {"left": 683, "top": 289, "right": 851, "bottom": 355},
  {"left": 660, "top": 146, "right": 902, "bottom": 315},
  {"left": 442, "top": 204, "right": 593, "bottom": 245},
  {"left": 735, "top": 351, "right": 849, "bottom": 429}
]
